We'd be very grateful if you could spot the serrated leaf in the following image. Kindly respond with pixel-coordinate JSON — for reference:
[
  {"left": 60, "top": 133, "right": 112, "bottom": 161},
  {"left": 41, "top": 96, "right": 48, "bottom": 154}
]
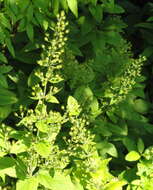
[
  {"left": 16, "top": 177, "right": 38, "bottom": 190},
  {"left": 125, "top": 151, "right": 141, "bottom": 162},
  {"left": 67, "top": 0, "right": 78, "bottom": 17}
]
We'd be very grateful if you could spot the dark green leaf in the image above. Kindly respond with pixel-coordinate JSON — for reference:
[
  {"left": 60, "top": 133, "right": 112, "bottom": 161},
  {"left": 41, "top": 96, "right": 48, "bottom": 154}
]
[
  {"left": 5, "top": 38, "right": 15, "bottom": 57},
  {"left": 26, "top": 23, "right": 34, "bottom": 42}
]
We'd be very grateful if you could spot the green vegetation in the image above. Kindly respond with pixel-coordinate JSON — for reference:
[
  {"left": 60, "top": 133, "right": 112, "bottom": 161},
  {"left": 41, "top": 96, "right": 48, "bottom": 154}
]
[{"left": 0, "top": 0, "right": 153, "bottom": 189}]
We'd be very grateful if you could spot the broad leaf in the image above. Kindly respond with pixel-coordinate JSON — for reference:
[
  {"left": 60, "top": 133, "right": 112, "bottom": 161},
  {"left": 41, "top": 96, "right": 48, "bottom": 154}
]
[
  {"left": 34, "top": 142, "right": 51, "bottom": 158},
  {"left": 16, "top": 177, "right": 38, "bottom": 190},
  {"left": 125, "top": 151, "right": 141, "bottom": 162},
  {"left": 67, "top": 0, "right": 78, "bottom": 17}
]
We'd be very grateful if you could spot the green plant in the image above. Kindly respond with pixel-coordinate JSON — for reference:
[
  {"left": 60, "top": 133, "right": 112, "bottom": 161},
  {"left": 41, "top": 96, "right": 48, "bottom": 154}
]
[{"left": 0, "top": 0, "right": 153, "bottom": 190}]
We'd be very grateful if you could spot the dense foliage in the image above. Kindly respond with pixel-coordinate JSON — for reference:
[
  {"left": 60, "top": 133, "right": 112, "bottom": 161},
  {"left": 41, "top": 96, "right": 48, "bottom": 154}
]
[{"left": 0, "top": 0, "right": 153, "bottom": 190}]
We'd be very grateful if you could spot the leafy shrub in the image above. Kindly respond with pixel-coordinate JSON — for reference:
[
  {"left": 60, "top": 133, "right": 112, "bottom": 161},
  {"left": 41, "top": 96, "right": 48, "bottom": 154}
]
[{"left": 0, "top": 0, "right": 152, "bottom": 190}]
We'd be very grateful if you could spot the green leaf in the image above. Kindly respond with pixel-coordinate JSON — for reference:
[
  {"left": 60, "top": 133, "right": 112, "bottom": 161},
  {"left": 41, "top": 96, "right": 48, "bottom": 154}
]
[
  {"left": 96, "top": 141, "right": 118, "bottom": 157},
  {"left": 5, "top": 38, "right": 15, "bottom": 57},
  {"left": 0, "top": 167, "right": 17, "bottom": 178},
  {"left": 38, "top": 170, "right": 78, "bottom": 190},
  {"left": 52, "top": 0, "right": 59, "bottom": 15},
  {"left": 46, "top": 95, "right": 59, "bottom": 104},
  {"left": 36, "top": 120, "right": 49, "bottom": 133},
  {"left": 10, "top": 140, "right": 28, "bottom": 154},
  {"left": 104, "top": 180, "right": 126, "bottom": 190},
  {"left": 0, "top": 52, "right": 8, "bottom": 63},
  {"left": 0, "top": 65, "right": 12, "bottom": 74},
  {"left": 91, "top": 0, "right": 97, "bottom": 6},
  {"left": 74, "top": 85, "right": 93, "bottom": 105},
  {"left": 123, "top": 137, "right": 137, "bottom": 152},
  {"left": 37, "top": 170, "right": 53, "bottom": 189},
  {"left": 67, "top": 0, "right": 78, "bottom": 17},
  {"left": 27, "top": 3, "right": 33, "bottom": 22},
  {"left": 89, "top": 5, "right": 103, "bottom": 22},
  {"left": 60, "top": 0, "right": 68, "bottom": 11},
  {"left": 137, "top": 138, "right": 145, "bottom": 154},
  {"left": 0, "top": 74, "right": 8, "bottom": 88},
  {"left": 26, "top": 23, "right": 34, "bottom": 42},
  {"left": 0, "top": 13, "right": 11, "bottom": 30},
  {"left": 67, "top": 96, "right": 80, "bottom": 116},
  {"left": 142, "top": 46, "right": 153, "bottom": 57},
  {"left": 0, "top": 105, "right": 12, "bottom": 120},
  {"left": 50, "top": 172, "right": 76, "bottom": 190},
  {"left": 34, "top": 142, "right": 50, "bottom": 158},
  {"left": 81, "top": 18, "right": 93, "bottom": 35},
  {"left": 125, "top": 151, "right": 141, "bottom": 162},
  {"left": 135, "top": 23, "right": 153, "bottom": 30},
  {"left": 16, "top": 177, "right": 38, "bottom": 190},
  {"left": 42, "top": 20, "right": 48, "bottom": 30},
  {"left": 0, "top": 88, "right": 18, "bottom": 105},
  {"left": 134, "top": 99, "right": 150, "bottom": 114},
  {"left": 147, "top": 16, "right": 153, "bottom": 22},
  {"left": 0, "top": 157, "right": 15, "bottom": 170}
]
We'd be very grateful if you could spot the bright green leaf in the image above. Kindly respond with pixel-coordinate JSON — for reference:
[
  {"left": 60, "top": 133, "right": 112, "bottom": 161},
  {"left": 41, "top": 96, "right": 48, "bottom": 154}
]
[
  {"left": 67, "top": 96, "right": 80, "bottom": 116},
  {"left": 10, "top": 140, "right": 28, "bottom": 154},
  {"left": 67, "top": 0, "right": 78, "bottom": 17},
  {"left": 16, "top": 177, "right": 38, "bottom": 190},
  {"left": 37, "top": 170, "right": 53, "bottom": 189},
  {"left": 34, "top": 142, "right": 50, "bottom": 158},
  {"left": 125, "top": 151, "right": 141, "bottom": 162},
  {"left": 36, "top": 121, "right": 49, "bottom": 133},
  {"left": 104, "top": 180, "right": 127, "bottom": 190},
  {"left": 46, "top": 95, "right": 59, "bottom": 104}
]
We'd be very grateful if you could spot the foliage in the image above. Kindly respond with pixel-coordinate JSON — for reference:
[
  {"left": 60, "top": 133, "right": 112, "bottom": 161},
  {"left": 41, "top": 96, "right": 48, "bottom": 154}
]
[{"left": 0, "top": 0, "right": 153, "bottom": 190}]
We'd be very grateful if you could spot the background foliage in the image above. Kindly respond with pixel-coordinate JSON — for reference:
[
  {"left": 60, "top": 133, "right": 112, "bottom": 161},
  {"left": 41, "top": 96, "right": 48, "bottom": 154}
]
[{"left": 0, "top": 0, "right": 153, "bottom": 190}]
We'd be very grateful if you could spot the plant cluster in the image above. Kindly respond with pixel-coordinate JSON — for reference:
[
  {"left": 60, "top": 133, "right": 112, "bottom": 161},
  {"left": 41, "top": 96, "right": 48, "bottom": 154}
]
[{"left": 0, "top": 0, "right": 153, "bottom": 190}]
